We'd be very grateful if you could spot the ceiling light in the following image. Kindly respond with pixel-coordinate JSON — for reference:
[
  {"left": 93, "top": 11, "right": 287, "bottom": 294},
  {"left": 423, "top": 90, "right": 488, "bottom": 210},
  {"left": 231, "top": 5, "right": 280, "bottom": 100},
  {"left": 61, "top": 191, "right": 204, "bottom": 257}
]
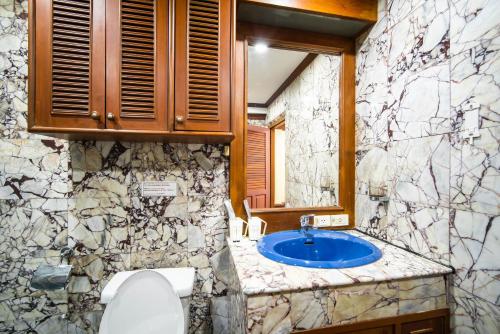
[{"left": 254, "top": 42, "right": 268, "bottom": 53}]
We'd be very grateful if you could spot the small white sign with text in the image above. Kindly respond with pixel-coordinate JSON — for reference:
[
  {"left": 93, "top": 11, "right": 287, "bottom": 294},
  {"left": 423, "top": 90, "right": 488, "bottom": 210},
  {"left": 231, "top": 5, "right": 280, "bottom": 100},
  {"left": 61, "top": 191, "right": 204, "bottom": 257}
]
[{"left": 141, "top": 181, "right": 177, "bottom": 197}]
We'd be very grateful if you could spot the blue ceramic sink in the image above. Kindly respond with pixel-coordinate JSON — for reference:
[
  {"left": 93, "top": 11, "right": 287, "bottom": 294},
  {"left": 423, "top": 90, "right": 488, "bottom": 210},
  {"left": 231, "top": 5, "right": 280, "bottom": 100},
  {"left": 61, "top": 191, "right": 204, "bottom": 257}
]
[{"left": 257, "top": 230, "right": 382, "bottom": 269}]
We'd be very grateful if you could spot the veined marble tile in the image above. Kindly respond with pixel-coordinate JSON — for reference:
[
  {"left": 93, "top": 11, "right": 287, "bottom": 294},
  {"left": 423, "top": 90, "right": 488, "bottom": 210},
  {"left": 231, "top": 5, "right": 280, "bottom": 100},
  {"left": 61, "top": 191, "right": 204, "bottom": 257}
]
[
  {"left": 0, "top": 257, "right": 68, "bottom": 324},
  {"left": 450, "top": 209, "right": 499, "bottom": 306},
  {"left": 130, "top": 196, "right": 188, "bottom": 253},
  {"left": 0, "top": 76, "right": 28, "bottom": 140},
  {"left": 356, "top": 16, "right": 390, "bottom": 145},
  {"left": 355, "top": 145, "right": 390, "bottom": 195},
  {"left": 450, "top": 128, "right": 499, "bottom": 215},
  {"left": 0, "top": 315, "right": 69, "bottom": 334},
  {"left": 68, "top": 253, "right": 129, "bottom": 313},
  {"left": 130, "top": 142, "right": 188, "bottom": 197},
  {"left": 387, "top": 63, "right": 451, "bottom": 140},
  {"left": 129, "top": 250, "right": 188, "bottom": 270},
  {"left": 449, "top": 0, "right": 500, "bottom": 57},
  {"left": 68, "top": 197, "right": 131, "bottom": 256},
  {"left": 0, "top": 1, "right": 27, "bottom": 18},
  {"left": 449, "top": 1, "right": 500, "bottom": 129},
  {"left": 387, "top": 201, "right": 450, "bottom": 264},
  {"left": 188, "top": 195, "right": 228, "bottom": 253},
  {"left": 187, "top": 145, "right": 228, "bottom": 197},
  {"left": 247, "top": 293, "right": 292, "bottom": 334},
  {"left": 387, "top": 0, "right": 426, "bottom": 28},
  {"left": 388, "top": 0, "right": 449, "bottom": 74},
  {"left": 0, "top": 139, "right": 70, "bottom": 199},
  {"left": 289, "top": 289, "right": 330, "bottom": 330},
  {"left": 189, "top": 294, "right": 212, "bottom": 334},
  {"left": 399, "top": 276, "right": 447, "bottom": 314},
  {"left": 211, "top": 295, "right": 230, "bottom": 334},
  {"left": 389, "top": 135, "right": 450, "bottom": 207},
  {"left": 0, "top": 198, "right": 67, "bottom": 260},
  {"left": 355, "top": 194, "right": 389, "bottom": 240},
  {"left": 450, "top": 285, "right": 500, "bottom": 334},
  {"left": 451, "top": 53, "right": 500, "bottom": 131},
  {"left": 0, "top": 1, "right": 29, "bottom": 140},
  {"left": 70, "top": 141, "right": 131, "bottom": 199},
  {"left": 330, "top": 282, "right": 399, "bottom": 325},
  {"left": 67, "top": 311, "right": 103, "bottom": 334},
  {"left": 210, "top": 247, "right": 231, "bottom": 296}
]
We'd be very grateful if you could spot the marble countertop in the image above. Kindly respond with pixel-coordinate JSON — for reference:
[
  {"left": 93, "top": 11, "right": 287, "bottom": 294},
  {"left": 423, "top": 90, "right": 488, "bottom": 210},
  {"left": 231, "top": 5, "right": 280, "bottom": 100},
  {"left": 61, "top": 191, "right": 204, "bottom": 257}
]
[{"left": 228, "top": 230, "right": 452, "bottom": 296}]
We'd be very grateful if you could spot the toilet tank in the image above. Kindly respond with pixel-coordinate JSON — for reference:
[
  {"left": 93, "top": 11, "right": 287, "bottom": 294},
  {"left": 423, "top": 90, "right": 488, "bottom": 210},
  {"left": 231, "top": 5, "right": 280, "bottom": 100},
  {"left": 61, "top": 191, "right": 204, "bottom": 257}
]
[{"left": 101, "top": 267, "right": 196, "bottom": 334}]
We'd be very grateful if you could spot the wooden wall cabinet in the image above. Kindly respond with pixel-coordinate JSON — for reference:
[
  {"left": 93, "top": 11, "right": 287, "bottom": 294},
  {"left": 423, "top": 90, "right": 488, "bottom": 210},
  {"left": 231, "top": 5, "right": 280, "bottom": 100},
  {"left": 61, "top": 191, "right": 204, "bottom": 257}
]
[{"left": 29, "top": 0, "right": 232, "bottom": 142}]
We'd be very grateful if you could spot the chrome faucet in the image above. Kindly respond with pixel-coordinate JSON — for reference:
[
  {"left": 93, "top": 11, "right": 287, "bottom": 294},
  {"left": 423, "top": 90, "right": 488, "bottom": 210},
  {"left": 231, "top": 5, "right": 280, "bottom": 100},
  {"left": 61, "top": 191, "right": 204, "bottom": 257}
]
[
  {"left": 300, "top": 214, "right": 316, "bottom": 244},
  {"left": 300, "top": 214, "right": 315, "bottom": 230}
]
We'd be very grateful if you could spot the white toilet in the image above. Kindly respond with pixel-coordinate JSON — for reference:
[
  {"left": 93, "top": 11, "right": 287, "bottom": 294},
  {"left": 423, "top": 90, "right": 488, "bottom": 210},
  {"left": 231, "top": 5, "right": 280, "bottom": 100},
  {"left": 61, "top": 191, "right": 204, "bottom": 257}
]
[{"left": 99, "top": 267, "right": 195, "bottom": 334}]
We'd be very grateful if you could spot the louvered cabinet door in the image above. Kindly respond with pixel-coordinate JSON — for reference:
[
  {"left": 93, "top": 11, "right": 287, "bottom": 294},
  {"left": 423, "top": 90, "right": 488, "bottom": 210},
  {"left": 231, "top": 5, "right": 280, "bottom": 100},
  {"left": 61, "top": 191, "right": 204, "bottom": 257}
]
[
  {"left": 31, "top": 0, "right": 106, "bottom": 130},
  {"left": 174, "top": 0, "right": 231, "bottom": 132},
  {"left": 105, "top": 0, "right": 169, "bottom": 131}
]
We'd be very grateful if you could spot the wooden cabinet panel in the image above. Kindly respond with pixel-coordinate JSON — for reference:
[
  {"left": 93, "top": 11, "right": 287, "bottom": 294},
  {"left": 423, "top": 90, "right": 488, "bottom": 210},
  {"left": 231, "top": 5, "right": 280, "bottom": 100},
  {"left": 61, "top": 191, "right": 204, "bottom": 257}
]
[
  {"left": 401, "top": 317, "right": 445, "bottom": 334},
  {"left": 174, "top": 0, "right": 231, "bottom": 132},
  {"left": 105, "top": 0, "right": 169, "bottom": 131},
  {"left": 32, "top": 0, "right": 105, "bottom": 129},
  {"left": 293, "top": 309, "right": 449, "bottom": 334}
]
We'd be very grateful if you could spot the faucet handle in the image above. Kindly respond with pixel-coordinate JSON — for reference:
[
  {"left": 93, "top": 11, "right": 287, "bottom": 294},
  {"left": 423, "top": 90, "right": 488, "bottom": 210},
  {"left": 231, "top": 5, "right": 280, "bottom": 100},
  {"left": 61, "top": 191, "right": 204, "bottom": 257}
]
[{"left": 300, "top": 214, "right": 315, "bottom": 227}]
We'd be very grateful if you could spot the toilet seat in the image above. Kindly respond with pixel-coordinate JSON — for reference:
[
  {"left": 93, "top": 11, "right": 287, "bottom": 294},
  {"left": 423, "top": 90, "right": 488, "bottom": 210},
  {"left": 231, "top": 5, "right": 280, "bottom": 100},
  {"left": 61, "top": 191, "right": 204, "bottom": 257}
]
[{"left": 99, "top": 270, "right": 184, "bottom": 334}]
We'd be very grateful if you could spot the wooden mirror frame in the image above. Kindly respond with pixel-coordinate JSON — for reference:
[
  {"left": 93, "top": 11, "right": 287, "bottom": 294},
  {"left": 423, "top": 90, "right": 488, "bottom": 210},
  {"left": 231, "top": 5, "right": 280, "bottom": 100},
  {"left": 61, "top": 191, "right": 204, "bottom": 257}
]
[{"left": 230, "top": 22, "right": 355, "bottom": 232}]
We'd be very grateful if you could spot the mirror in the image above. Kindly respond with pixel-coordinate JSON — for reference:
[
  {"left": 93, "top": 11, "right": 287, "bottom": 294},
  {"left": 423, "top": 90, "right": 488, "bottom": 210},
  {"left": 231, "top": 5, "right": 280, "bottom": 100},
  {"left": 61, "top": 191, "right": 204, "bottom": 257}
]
[{"left": 246, "top": 45, "right": 341, "bottom": 209}]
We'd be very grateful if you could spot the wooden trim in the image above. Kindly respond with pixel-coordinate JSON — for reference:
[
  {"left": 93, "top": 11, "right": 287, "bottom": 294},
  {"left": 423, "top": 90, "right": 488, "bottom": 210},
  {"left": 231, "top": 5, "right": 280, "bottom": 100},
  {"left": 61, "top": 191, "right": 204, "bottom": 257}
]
[
  {"left": 238, "top": 22, "right": 354, "bottom": 53},
  {"left": 248, "top": 113, "right": 267, "bottom": 120},
  {"left": 264, "top": 53, "right": 317, "bottom": 107},
  {"left": 270, "top": 119, "right": 284, "bottom": 207},
  {"left": 294, "top": 308, "right": 450, "bottom": 334},
  {"left": 27, "top": 0, "right": 35, "bottom": 130},
  {"left": 248, "top": 102, "right": 267, "bottom": 108},
  {"left": 231, "top": 23, "right": 356, "bottom": 232},
  {"left": 28, "top": 126, "right": 234, "bottom": 143},
  {"left": 238, "top": 0, "right": 378, "bottom": 23},
  {"left": 230, "top": 4, "right": 248, "bottom": 218}
]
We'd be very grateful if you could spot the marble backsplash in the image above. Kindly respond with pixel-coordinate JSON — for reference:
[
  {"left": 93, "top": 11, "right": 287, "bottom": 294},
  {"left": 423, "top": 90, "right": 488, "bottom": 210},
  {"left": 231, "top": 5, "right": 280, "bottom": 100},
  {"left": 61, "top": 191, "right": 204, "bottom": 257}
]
[
  {"left": 355, "top": 0, "right": 499, "bottom": 332},
  {"left": 0, "top": 1, "right": 230, "bottom": 333},
  {"left": 266, "top": 54, "right": 341, "bottom": 207}
]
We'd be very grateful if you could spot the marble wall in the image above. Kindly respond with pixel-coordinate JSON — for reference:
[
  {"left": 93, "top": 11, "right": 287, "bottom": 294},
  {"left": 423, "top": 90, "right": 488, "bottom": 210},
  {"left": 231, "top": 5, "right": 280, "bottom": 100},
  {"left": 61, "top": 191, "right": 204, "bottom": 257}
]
[
  {"left": 355, "top": 0, "right": 500, "bottom": 332},
  {"left": 266, "top": 55, "right": 341, "bottom": 207},
  {"left": 0, "top": 1, "right": 230, "bottom": 333}
]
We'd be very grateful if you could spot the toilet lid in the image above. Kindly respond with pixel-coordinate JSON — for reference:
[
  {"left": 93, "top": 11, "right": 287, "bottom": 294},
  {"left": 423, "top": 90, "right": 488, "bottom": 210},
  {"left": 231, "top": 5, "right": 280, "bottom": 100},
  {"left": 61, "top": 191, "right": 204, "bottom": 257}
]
[{"left": 99, "top": 270, "right": 184, "bottom": 334}]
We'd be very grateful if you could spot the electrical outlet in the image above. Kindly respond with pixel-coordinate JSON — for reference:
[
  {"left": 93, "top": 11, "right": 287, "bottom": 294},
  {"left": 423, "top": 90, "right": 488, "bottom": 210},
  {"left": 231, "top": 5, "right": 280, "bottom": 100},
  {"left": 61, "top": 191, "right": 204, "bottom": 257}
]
[
  {"left": 313, "top": 215, "right": 331, "bottom": 227},
  {"left": 331, "top": 214, "right": 349, "bottom": 226}
]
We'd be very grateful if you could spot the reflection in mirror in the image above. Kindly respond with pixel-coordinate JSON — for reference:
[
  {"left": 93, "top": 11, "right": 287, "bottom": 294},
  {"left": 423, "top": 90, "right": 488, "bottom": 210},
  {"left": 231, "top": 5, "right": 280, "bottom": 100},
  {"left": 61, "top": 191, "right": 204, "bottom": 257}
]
[{"left": 246, "top": 45, "right": 341, "bottom": 209}]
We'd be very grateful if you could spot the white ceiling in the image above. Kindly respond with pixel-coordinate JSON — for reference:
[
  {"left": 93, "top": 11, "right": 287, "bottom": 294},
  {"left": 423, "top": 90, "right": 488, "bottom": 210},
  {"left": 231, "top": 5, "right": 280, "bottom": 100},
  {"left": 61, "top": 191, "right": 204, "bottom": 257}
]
[{"left": 248, "top": 46, "right": 308, "bottom": 104}]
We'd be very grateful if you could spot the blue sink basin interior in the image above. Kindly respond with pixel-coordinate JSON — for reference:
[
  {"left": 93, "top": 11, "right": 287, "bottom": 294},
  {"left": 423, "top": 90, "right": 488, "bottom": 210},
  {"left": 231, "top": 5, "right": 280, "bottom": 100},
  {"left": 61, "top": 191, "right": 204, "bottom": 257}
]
[{"left": 257, "top": 230, "right": 382, "bottom": 269}]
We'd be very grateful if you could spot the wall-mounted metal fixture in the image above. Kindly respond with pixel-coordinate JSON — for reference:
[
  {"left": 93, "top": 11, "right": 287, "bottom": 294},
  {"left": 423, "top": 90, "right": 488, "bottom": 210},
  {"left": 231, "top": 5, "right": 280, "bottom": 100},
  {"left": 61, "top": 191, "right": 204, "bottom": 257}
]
[
  {"left": 30, "top": 264, "right": 72, "bottom": 291},
  {"left": 368, "top": 182, "right": 389, "bottom": 202}
]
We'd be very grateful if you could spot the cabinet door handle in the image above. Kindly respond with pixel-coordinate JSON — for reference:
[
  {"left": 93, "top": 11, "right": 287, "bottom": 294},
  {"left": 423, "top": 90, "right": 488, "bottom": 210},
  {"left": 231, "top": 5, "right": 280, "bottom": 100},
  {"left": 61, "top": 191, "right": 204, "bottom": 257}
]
[
  {"left": 90, "top": 111, "right": 100, "bottom": 120},
  {"left": 107, "top": 113, "right": 115, "bottom": 121},
  {"left": 175, "top": 116, "right": 184, "bottom": 123}
]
